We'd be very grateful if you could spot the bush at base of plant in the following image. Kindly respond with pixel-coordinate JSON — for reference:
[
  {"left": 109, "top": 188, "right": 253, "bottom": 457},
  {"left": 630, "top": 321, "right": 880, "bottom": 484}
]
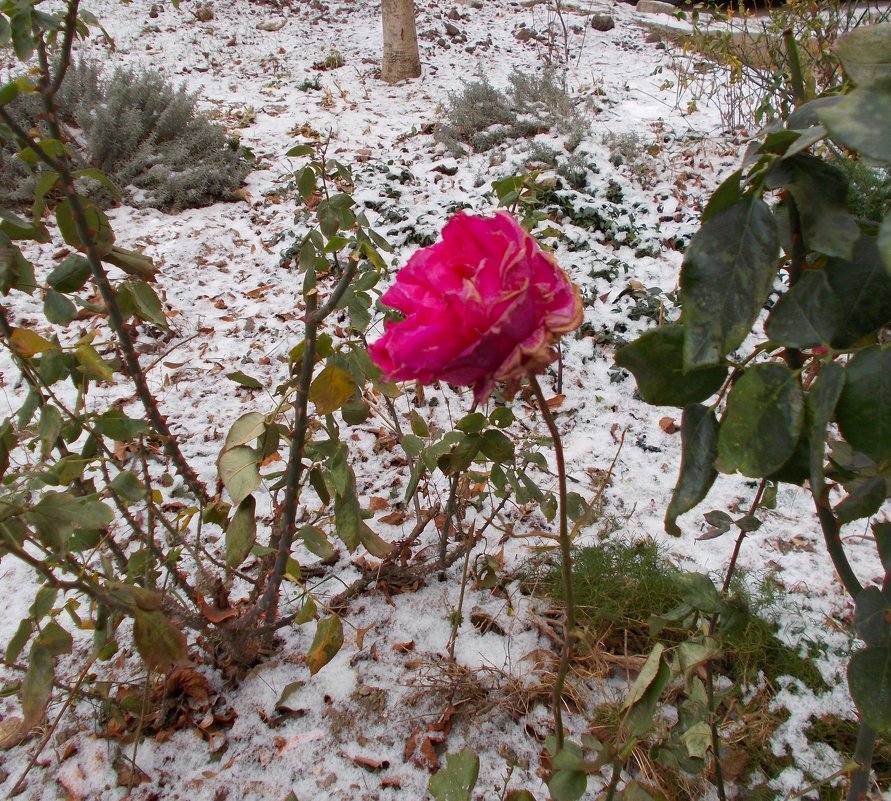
[{"left": 1, "top": 61, "right": 252, "bottom": 212}]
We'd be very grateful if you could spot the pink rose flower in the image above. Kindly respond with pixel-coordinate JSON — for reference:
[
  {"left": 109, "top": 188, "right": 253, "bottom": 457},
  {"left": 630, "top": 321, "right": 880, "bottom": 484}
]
[{"left": 368, "top": 211, "right": 583, "bottom": 402}]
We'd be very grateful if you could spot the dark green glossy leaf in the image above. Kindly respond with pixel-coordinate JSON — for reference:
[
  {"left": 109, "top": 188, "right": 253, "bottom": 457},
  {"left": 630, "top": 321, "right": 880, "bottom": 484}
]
[
  {"left": 5, "top": 619, "right": 32, "bottom": 665},
  {"left": 854, "top": 587, "right": 891, "bottom": 647},
  {"left": 807, "top": 361, "right": 845, "bottom": 495},
  {"left": 765, "top": 271, "right": 839, "bottom": 348},
  {"left": 306, "top": 615, "right": 343, "bottom": 675},
  {"left": 615, "top": 325, "right": 727, "bottom": 407},
  {"left": 674, "top": 572, "right": 725, "bottom": 614},
  {"left": 820, "top": 87, "right": 891, "bottom": 162},
  {"left": 837, "top": 345, "right": 891, "bottom": 462},
  {"left": 665, "top": 405, "right": 719, "bottom": 536},
  {"left": 10, "top": 8, "right": 34, "bottom": 61},
  {"left": 0, "top": 208, "right": 48, "bottom": 242},
  {"left": 874, "top": 521, "right": 891, "bottom": 575},
  {"left": 825, "top": 235, "right": 891, "bottom": 348},
  {"left": 429, "top": 750, "right": 480, "bottom": 801},
  {"left": 680, "top": 199, "right": 780, "bottom": 368},
  {"left": 340, "top": 396, "right": 370, "bottom": 425},
  {"left": 702, "top": 169, "right": 742, "bottom": 222},
  {"left": 440, "top": 433, "right": 481, "bottom": 475},
  {"left": 225, "top": 495, "right": 256, "bottom": 568},
  {"left": 767, "top": 155, "right": 859, "bottom": 260},
  {"left": 717, "top": 363, "right": 804, "bottom": 478},
  {"left": 835, "top": 475, "right": 887, "bottom": 524},
  {"left": 848, "top": 646, "right": 891, "bottom": 734}
]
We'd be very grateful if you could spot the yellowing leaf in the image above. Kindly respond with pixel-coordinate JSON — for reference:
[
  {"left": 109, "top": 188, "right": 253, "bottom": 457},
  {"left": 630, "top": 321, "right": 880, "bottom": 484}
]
[
  {"left": 10, "top": 327, "right": 56, "bottom": 357},
  {"left": 225, "top": 495, "right": 256, "bottom": 568},
  {"left": 309, "top": 365, "right": 355, "bottom": 415},
  {"left": 306, "top": 615, "right": 343, "bottom": 675},
  {"left": 132, "top": 608, "right": 187, "bottom": 672},
  {"left": 217, "top": 445, "right": 261, "bottom": 505}
]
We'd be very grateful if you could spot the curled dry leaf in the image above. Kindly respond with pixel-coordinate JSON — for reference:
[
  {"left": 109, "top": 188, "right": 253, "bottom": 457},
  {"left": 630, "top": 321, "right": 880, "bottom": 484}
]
[
  {"left": 0, "top": 717, "right": 25, "bottom": 750},
  {"left": 659, "top": 416, "right": 680, "bottom": 434}
]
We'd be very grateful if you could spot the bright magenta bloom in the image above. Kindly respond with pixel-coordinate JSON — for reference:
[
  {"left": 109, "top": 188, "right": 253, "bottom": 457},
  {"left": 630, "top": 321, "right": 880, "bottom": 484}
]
[{"left": 369, "top": 211, "right": 583, "bottom": 402}]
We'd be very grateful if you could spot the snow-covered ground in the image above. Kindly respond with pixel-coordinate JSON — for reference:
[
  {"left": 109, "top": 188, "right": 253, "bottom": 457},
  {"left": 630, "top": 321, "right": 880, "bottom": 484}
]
[{"left": 0, "top": 0, "right": 885, "bottom": 798}]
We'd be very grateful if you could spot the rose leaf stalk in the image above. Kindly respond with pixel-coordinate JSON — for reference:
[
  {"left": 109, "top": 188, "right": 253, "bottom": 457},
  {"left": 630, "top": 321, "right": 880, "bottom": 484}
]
[{"left": 528, "top": 372, "right": 576, "bottom": 752}]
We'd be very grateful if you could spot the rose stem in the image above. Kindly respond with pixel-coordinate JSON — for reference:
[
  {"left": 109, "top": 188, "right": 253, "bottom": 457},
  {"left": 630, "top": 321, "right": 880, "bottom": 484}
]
[{"left": 528, "top": 372, "right": 576, "bottom": 752}]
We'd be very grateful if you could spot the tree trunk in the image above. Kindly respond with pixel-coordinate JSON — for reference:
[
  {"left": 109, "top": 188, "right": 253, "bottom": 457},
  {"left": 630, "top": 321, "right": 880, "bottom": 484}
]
[{"left": 381, "top": 0, "right": 421, "bottom": 84}]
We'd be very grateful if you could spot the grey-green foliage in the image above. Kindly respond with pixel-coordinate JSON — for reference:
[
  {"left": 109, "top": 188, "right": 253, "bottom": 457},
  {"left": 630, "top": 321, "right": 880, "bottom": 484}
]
[
  {"left": 435, "top": 68, "right": 589, "bottom": 156},
  {"left": 1, "top": 61, "right": 252, "bottom": 212}
]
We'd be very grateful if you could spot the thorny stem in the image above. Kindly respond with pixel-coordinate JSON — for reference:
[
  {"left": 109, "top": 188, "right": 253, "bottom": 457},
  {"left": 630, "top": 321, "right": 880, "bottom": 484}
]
[
  {"left": 250, "top": 257, "right": 359, "bottom": 626},
  {"left": 847, "top": 723, "right": 877, "bottom": 801},
  {"left": 813, "top": 493, "right": 863, "bottom": 599},
  {"left": 446, "top": 518, "right": 474, "bottom": 661},
  {"left": 603, "top": 758, "right": 623, "bottom": 801},
  {"left": 439, "top": 473, "right": 460, "bottom": 574},
  {"left": 528, "top": 372, "right": 575, "bottom": 752}
]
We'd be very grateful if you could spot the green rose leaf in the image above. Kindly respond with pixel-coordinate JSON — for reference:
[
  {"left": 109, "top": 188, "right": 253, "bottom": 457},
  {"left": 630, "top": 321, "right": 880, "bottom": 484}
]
[
  {"left": 299, "top": 525, "right": 336, "bottom": 560},
  {"left": 43, "top": 289, "right": 78, "bottom": 326},
  {"left": 765, "top": 270, "right": 839, "bottom": 348},
  {"left": 680, "top": 199, "right": 780, "bottom": 368},
  {"left": 119, "top": 280, "right": 167, "bottom": 329},
  {"left": 623, "top": 645, "right": 671, "bottom": 737},
  {"left": 767, "top": 155, "right": 859, "bottom": 260},
  {"left": 854, "top": 587, "right": 891, "bottom": 648},
  {"left": 333, "top": 477, "right": 362, "bottom": 552},
  {"left": 835, "top": 475, "right": 887, "bottom": 524},
  {"left": 848, "top": 646, "right": 891, "bottom": 734},
  {"left": 309, "top": 365, "right": 356, "bottom": 415},
  {"left": 825, "top": 235, "right": 891, "bottom": 348},
  {"left": 0, "top": 234, "right": 36, "bottom": 296},
  {"left": 110, "top": 469, "right": 146, "bottom": 503},
  {"left": 306, "top": 615, "right": 344, "bottom": 675},
  {"left": 665, "top": 404, "right": 719, "bottom": 536},
  {"left": 225, "top": 495, "right": 257, "bottom": 568},
  {"left": 833, "top": 23, "right": 891, "bottom": 87},
  {"left": 546, "top": 769, "right": 587, "bottom": 801},
  {"left": 21, "top": 643, "right": 53, "bottom": 731},
  {"left": 55, "top": 198, "right": 115, "bottom": 256},
  {"left": 806, "top": 362, "right": 845, "bottom": 497},
  {"left": 217, "top": 445, "right": 261, "bottom": 505},
  {"left": 615, "top": 325, "right": 727, "bottom": 407},
  {"left": 819, "top": 87, "right": 891, "bottom": 162},
  {"left": 480, "top": 428, "right": 515, "bottom": 463},
  {"left": 836, "top": 345, "right": 891, "bottom": 462},
  {"left": 95, "top": 409, "right": 149, "bottom": 441},
  {"left": 716, "top": 363, "right": 804, "bottom": 478},
  {"left": 47, "top": 254, "right": 91, "bottom": 293},
  {"left": 429, "top": 750, "right": 480, "bottom": 801},
  {"left": 225, "top": 370, "right": 262, "bottom": 390}
]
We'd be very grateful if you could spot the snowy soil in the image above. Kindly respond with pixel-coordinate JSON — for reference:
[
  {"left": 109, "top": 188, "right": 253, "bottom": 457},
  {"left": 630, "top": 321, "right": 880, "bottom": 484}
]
[{"left": 0, "top": 0, "right": 885, "bottom": 799}]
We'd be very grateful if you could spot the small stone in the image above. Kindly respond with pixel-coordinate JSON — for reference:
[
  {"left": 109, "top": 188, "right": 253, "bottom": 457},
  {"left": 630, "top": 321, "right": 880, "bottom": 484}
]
[
  {"left": 589, "top": 13, "right": 615, "bottom": 30},
  {"left": 148, "top": 4, "right": 160, "bottom": 18},
  {"left": 432, "top": 159, "right": 459, "bottom": 176},
  {"left": 644, "top": 31, "right": 662, "bottom": 43},
  {"left": 514, "top": 27, "right": 536, "bottom": 42},
  {"left": 635, "top": 0, "right": 677, "bottom": 14},
  {"left": 447, "top": 7, "right": 461, "bottom": 19},
  {"left": 444, "top": 21, "right": 461, "bottom": 36}
]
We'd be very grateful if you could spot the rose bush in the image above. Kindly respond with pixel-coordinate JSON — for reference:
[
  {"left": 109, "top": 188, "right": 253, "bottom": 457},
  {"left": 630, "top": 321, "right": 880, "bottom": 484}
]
[{"left": 369, "top": 211, "right": 583, "bottom": 401}]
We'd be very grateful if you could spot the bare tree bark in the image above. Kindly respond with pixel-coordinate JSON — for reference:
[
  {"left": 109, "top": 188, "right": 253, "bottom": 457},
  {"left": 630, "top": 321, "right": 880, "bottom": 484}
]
[{"left": 381, "top": 0, "right": 421, "bottom": 83}]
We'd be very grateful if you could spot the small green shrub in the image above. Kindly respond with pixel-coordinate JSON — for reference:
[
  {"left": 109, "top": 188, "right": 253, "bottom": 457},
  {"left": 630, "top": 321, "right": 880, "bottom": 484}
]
[
  {"left": 0, "top": 61, "right": 252, "bottom": 211},
  {"left": 435, "top": 68, "right": 590, "bottom": 156},
  {"left": 534, "top": 539, "right": 825, "bottom": 687}
]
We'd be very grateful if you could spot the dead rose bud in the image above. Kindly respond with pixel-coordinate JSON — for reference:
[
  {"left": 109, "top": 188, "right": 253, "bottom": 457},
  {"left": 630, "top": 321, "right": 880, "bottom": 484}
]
[{"left": 369, "top": 211, "right": 583, "bottom": 401}]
